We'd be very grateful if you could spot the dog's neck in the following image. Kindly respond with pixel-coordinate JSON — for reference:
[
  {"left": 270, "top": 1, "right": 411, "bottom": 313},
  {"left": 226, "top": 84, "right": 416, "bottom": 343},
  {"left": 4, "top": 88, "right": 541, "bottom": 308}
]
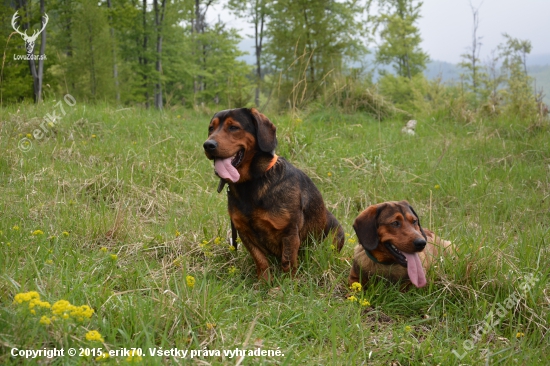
[
  {"left": 363, "top": 247, "right": 394, "bottom": 265},
  {"left": 265, "top": 154, "right": 278, "bottom": 171}
]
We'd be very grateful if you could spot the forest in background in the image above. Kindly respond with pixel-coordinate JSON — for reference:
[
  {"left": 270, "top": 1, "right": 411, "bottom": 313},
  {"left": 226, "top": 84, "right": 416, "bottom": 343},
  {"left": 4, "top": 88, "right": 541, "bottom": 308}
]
[{"left": 1, "top": 0, "right": 548, "bottom": 124}]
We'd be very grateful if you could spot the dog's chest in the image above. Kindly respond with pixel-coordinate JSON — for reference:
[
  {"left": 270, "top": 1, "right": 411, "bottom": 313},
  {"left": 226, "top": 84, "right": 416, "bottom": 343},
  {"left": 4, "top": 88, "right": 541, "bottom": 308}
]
[{"left": 228, "top": 188, "right": 296, "bottom": 256}]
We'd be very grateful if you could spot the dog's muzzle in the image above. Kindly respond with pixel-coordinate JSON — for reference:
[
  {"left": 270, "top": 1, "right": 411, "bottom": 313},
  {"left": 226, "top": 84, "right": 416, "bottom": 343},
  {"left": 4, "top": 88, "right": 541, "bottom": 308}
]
[
  {"left": 203, "top": 139, "right": 218, "bottom": 153},
  {"left": 413, "top": 238, "right": 426, "bottom": 251}
]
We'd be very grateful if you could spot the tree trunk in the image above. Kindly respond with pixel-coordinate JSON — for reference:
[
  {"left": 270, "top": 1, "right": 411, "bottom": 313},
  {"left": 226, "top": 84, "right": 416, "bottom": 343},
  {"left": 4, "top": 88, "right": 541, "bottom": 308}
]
[
  {"left": 154, "top": 0, "right": 166, "bottom": 109},
  {"left": 254, "top": 2, "right": 264, "bottom": 107},
  {"left": 106, "top": 0, "right": 120, "bottom": 103},
  {"left": 18, "top": 0, "right": 47, "bottom": 103},
  {"left": 142, "top": 0, "right": 149, "bottom": 108}
]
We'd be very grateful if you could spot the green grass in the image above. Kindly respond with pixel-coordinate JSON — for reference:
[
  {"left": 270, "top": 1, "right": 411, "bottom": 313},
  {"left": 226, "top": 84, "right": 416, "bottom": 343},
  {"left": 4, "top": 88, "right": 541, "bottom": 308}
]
[{"left": 0, "top": 102, "right": 548, "bottom": 365}]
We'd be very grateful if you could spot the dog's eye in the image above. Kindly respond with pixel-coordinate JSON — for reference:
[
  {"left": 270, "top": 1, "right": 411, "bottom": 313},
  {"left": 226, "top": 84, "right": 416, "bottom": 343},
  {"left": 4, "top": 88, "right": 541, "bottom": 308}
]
[
  {"left": 228, "top": 125, "right": 240, "bottom": 132},
  {"left": 412, "top": 219, "right": 418, "bottom": 225},
  {"left": 208, "top": 126, "right": 214, "bottom": 133},
  {"left": 391, "top": 221, "right": 400, "bottom": 227}
]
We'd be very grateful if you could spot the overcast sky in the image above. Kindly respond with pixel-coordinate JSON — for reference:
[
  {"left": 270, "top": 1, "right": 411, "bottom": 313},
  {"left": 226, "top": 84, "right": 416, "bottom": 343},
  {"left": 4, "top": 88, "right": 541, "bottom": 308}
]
[
  {"left": 211, "top": 0, "right": 550, "bottom": 65},
  {"left": 419, "top": 0, "right": 550, "bottom": 63}
]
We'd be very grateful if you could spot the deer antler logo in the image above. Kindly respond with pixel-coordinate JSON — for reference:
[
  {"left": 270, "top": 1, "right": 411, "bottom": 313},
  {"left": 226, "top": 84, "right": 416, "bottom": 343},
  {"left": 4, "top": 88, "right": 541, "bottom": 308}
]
[{"left": 11, "top": 10, "right": 49, "bottom": 54}]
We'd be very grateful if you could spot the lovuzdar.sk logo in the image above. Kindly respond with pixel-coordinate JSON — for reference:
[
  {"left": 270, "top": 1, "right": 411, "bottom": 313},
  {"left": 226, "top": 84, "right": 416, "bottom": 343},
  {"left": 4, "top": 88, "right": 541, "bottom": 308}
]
[{"left": 11, "top": 10, "right": 48, "bottom": 60}]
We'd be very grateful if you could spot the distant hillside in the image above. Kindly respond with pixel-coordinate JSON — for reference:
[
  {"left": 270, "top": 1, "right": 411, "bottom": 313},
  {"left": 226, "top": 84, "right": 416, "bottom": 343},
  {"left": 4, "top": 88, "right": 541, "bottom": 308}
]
[
  {"left": 237, "top": 38, "right": 550, "bottom": 104},
  {"left": 423, "top": 59, "right": 550, "bottom": 105}
]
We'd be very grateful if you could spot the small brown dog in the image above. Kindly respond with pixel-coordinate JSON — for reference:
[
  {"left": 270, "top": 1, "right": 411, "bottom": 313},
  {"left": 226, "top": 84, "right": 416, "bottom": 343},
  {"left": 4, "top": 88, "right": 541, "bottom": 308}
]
[
  {"left": 349, "top": 200, "right": 452, "bottom": 288},
  {"left": 203, "top": 108, "right": 345, "bottom": 281}
]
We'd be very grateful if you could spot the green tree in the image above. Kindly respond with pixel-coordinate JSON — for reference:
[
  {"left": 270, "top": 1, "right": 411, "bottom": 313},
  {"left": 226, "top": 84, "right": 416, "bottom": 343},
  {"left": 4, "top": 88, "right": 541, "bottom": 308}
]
[
  {"left": 0, "top": 3, "right": 35, "bottom": 103},
  {"left": 1, "top": 0, "right": 49, "bottom": 103},
  {"left": 227, "top": 0, "right": 269, "bottom": 107},
  {"left": 192, "top": 23, "right": 253, "bottom": 107},
  {"left": 498, "top": 34, "right": 537, "bottom": 120},
  {"left": 373, "top": 0, "right": 428, "bottom": 79},
  {"left": 71, "top": 0, "right": 114, "bottom": 101},
  {"left": 458, "top": 2, "right": 486, "bottom": 104},
  {"left": 265, "top": 0, "right": 365, "bottom": 108}
]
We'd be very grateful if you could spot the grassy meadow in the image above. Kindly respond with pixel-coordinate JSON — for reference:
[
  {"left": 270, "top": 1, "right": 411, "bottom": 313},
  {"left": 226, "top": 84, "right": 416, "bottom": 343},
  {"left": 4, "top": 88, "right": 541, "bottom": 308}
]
[{"left": 0, "top": 102, "right": 548, "bottom": 365}]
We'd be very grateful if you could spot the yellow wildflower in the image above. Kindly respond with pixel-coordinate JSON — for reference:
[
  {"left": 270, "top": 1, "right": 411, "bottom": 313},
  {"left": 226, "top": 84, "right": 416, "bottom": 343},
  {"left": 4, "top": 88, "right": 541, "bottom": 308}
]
[
  {"left": 516, "top": 332, "right": 525, "bottom": 338},
  {"left": 214, "top": 237, "right": 222, "bottom": 245},
  {"left": 39, "top": 316, "right": 51, "bottom": 325},
  {"left": 126, "top": 350, "right": 142, "bottom": 363},
  {"left": 14, "top": 291, "right": 50, "bottom": 313},
  {"left": 26, "top": 133, "right": 32, "bottom": 139},
  {"left": 100, "top": 247, "right": 108, "bottom": 252},
  {"left": 175, "top": 230, "right": 181, "bottom": 237},
  {"left": 12, "top": 225, "right": 20, "bottom": 231},
  {"left": 347, "top": 296, "right": 358, "bottom": 302},
  {"left": 91, "top": 134, "right": 97, "bottom": 138},
  {"left": 45, "top": 259, "right": 53, "bottom": 265},
  {"left": 52, "top": 300, "right": 74, "bottom": 317},
  {"left": 29, "top": 297, "right": 51, "bottom": 310},
  {"left": 347, "top": 237, "right": 357, "bottom": 244},
  {"left": 186, "top": 275, "right": 195, "bottom": 289},
  {"left": 345, "top": 233, "right": 350, "bottom": 237},
  {"left": 350, "top": 282, "right": 362, "bottom": 293},
  {"left": 434, "top": 184, "right": 440, "bottom": 189},
  {"left": 14, "top": 291, "right": 40, "bottom": 304},
  {"left": 327, "top": 172, "right": 332, "bottom": 177},
  {"left": 32, "top": 230, "right": 44, "bottom": 236},
  {"left": 85, "top": 330, "right": 104, "bottom": 342},
  {"left": 70, "top": 305, "right": 94, "bottom": 321},
  {"left": 6, "top": 242, "right": 11, "bottom": 246},
  {"left": 404, "top": 325, "right": 412, "bottom": 332},
  {"left": 62, "top": 231, "right": 69, "bottom": 237},
  {"left": 110, "top": 254, "right": 118, "bottom": 261},
  {"left": 228, "top": 266, "right": 238, "bottom": 275},
  {"left": 96, "top": 353, "right": 110, "bottom": 362},
  {"left": 206, "top": 323, "right": 216, "bottom": 330},
  {"left": 228, "top": 245, "right": 235, "bottom": 251},
  {"left": 330, "top": 244, "right": 336, "bottom": 250},
  {"left": 360, "top": 299, "right": 370, "bottom": 307}
]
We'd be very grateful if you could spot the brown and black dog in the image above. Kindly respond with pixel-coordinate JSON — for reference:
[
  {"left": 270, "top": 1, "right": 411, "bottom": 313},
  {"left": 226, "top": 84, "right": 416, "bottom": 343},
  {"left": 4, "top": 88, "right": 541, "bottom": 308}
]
[
  {"left": 203, "top": 108, "right": 345, "bottom": 281},
  {"left": 349, "top": 200, "right": 452, "bottom": 289}
]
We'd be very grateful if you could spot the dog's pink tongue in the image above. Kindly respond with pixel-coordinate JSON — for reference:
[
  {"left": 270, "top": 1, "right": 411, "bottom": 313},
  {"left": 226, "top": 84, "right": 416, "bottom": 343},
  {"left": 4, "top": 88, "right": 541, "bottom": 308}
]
[
  {"left": 214, "top": 158, "right": 240, "bottom": 183},
  {"left": 403, "top": 252, "right": 427, "bottom": 288}
]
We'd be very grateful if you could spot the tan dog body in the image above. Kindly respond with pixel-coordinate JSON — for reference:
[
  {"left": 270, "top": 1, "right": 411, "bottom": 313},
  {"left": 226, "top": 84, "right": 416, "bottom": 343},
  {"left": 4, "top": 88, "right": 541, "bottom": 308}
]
[
  {"left": 349, "top": 229, "right": 452, "bottom": 286},
  {"left": 349, "top": 201, "right": 452, "bottom": 288}
]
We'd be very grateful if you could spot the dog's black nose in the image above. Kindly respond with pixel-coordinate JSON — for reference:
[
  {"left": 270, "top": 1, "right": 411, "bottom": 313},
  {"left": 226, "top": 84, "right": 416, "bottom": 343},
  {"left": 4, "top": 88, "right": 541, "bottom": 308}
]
[
  {"left": 203, "top": 140, "right": 217, "bottom": 151},
  {"left": 413, "top": 238, "right": 426, "bottom": 251}
]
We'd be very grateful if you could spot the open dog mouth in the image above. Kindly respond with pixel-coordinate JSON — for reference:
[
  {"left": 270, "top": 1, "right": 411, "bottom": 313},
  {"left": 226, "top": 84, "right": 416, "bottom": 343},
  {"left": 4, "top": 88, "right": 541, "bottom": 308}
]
[
  {"left": 231, "top": 149, "right": 244, "bottom": 167},
  {"left": 384, "top": 242, "right": 407, "bottom": 267},
  {"left": 214, "top": 149, "right": 244, "bottom": 183},
  {"left": 383, "top": 241, "right": 427, "bottom": 288}
]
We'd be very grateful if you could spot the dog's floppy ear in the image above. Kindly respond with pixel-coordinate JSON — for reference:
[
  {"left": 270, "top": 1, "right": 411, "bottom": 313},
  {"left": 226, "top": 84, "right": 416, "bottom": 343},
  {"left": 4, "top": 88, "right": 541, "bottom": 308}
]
[
  {"left": 406, "top": 201, "right": 427, "bottom": 241},
  {"left": 353, "top": 204, "right": 385, "bottom": 251},
  {"left": 249, "top": 108, "right": 277, "bottom": 153}
]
